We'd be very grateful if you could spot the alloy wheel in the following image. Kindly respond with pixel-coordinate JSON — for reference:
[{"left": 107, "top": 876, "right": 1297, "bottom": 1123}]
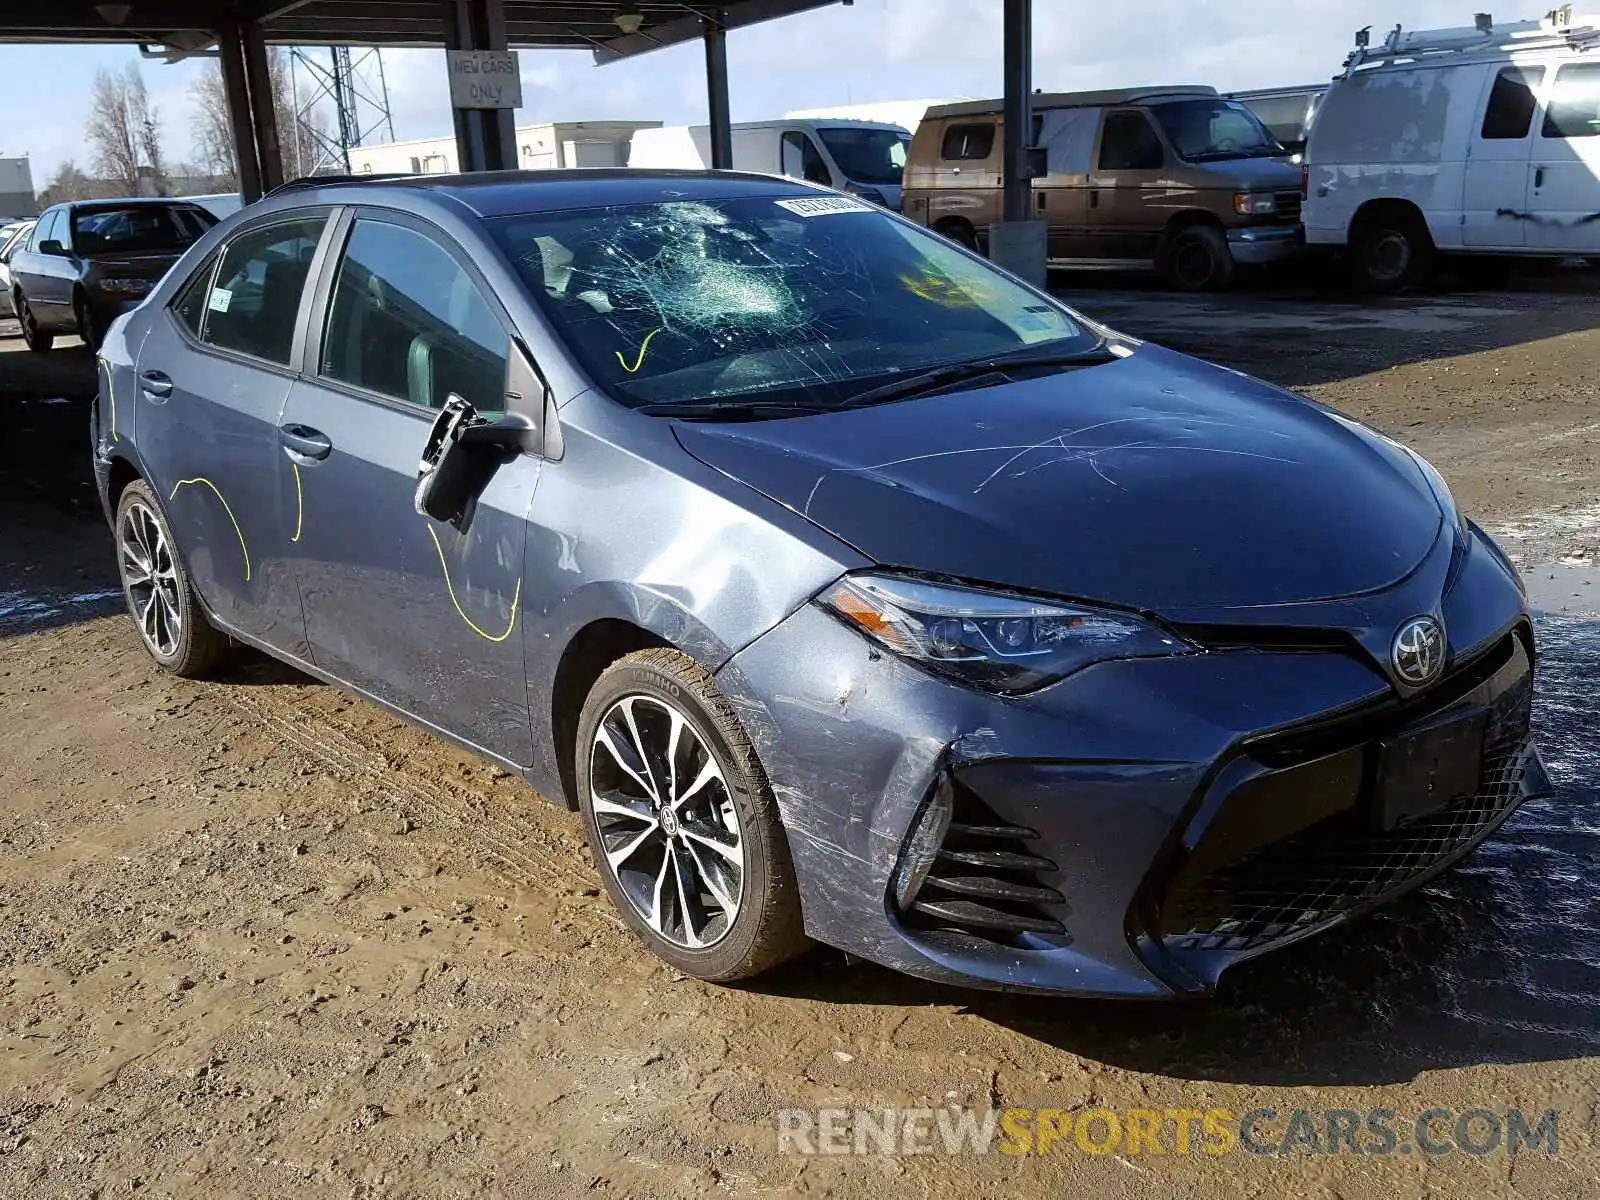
[
  {"left": 588, "top": 694, "right": 745, "bottom": 949},
  {"left": 118, "top": 499, "right": 183, "bottom": 659}
]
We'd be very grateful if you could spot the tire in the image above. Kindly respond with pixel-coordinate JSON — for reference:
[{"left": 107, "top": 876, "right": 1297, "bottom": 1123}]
[
  {"left": 935, "top": 219, "right": 979, "bottom": 252},
  {"left": 74, "top": 292, "right": 101, "bottom": 352},
  {"left": 575, "top": 648, "right": 809, "bottom": 982},
  {"left": 1162, "top": 225, "right": 1236, "bottom": 291},
  {"left": 17, "top": 293, "right": 53, "bottom": 353},
  {"left": 1350, "top": 210, "right": 1432, "bottom": 293},
  {"left": 114, "top": 479, "right": 232, "bottom": 678}
]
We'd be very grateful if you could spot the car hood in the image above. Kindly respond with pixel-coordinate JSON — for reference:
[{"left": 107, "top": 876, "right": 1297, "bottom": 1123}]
[
  {"left": 1212, "top": 154, "right": 1303, "bottom": 190},
  {"left": 672, "top": 345, "right": 1443, "bottom": 612}
]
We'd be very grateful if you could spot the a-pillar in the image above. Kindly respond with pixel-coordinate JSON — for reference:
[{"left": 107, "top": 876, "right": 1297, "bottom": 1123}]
[{"left": 447, "top": 0, "right": 518, "bottom": 172}]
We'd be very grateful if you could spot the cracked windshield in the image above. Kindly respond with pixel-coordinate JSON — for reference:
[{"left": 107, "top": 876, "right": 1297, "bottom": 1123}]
[{"left": 490, "top": 195, "right": 1093, "bottom": 411}]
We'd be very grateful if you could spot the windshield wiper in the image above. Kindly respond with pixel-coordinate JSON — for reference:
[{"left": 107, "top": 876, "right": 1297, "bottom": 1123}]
[
  {"left": 633, "top": 399, "right": 833, "bottom": 421},
  {"left": 836, "top": 342, "right": 1122, "bottom": 410}
]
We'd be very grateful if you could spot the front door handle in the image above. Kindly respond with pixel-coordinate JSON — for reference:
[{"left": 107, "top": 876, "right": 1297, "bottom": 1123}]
[
  {"left": 1534, "top": 166, "right": 1545, "bottom": 189},
  {"left": 1090, "top": 189, "right": 1100, "bottom": 209},
  {"left": 1036, "top": 191, "right": 1047, "bottom": 211},
  {"left": 279, "top": 423, "right": 332, "bottom": 461},
  {"left": 139, "top": 370, "right": 173, "bottom": 399}
]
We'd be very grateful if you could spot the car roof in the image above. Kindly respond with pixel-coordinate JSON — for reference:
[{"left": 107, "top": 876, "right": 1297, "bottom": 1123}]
[
  {"left": 259, "top": 168, "right": 822, "bottom": 219},
  {"left": 66, "top": 197, "right": 210, "bottom": 212}
]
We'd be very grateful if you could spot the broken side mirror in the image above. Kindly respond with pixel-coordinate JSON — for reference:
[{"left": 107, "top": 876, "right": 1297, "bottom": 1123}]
[{"left": 413, "top": 395, "right": 537, "bottom": 525}]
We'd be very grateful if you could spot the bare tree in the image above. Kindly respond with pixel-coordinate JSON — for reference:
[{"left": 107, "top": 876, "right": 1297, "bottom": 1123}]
[
  {"left": 86, "top": 64, "right": 168, "bottom": 197},
  {"left": 189, "top": 50, "right": 327, "bottom": 189},
  {"left": 38, "top": 160, "right": 104, "bottom": 207}
]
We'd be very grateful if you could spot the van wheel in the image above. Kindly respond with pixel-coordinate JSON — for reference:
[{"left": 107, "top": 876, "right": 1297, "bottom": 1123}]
[
  {"left": 575, "top": 648, "right": 810, "bottom": 982},
  {"left": 1163, "top": 225, "right": 1235, "bottom": 291},
  {"left": 1351, "top": 210, "right": 1432, "bottom": 293},
  {"left": 935, "top": 219, "right": 979, "bottom": 252}
]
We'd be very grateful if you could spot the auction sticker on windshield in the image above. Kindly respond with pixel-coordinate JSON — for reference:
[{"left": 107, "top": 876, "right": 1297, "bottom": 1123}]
[{"left": 775, "top": 197, "right": 875, "bottom": 217}]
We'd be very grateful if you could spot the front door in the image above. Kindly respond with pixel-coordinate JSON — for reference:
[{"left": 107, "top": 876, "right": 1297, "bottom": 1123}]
[
  {"left": 1463, "top": 64, "right": 1544, "bottom": 249},
  {"left": 135, "top": 212, "right": 332, "bottom": 655},
  {"left": 926, "top": 119, "right": 1002, "bottom": 249},
  {"left": 282, "top": 211, "right": 536, "bottom": 765},
  {"left": 1085, "top": 109, "right": 1170, "bottom": 263},
  {"left": 1526, "top": 61, "right": 1600, "bottom": 254}
]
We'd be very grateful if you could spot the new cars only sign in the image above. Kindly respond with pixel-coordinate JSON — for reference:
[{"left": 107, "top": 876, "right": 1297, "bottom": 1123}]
[{"left": 447, "top": 50, "right": 522, "bottom": 110}]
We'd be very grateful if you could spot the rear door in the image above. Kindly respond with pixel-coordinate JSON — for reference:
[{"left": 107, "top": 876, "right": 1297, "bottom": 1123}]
[
  {"left": 280, "top": 209, "right": 537, "bottom": 764},
  {"left": 22, "top": 209, "right": 74, "bottom": 326},
  {"left": 1462, "top": 65, "right": 1544, "bottom": 249},
  {"left": 135, "top": 211, "right": 333, "bottom": 655},
  {"left": 1526, "top": 60, "right": 1600, "bottom": 254}
]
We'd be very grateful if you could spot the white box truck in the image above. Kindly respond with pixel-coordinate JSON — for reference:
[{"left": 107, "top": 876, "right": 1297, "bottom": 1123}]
[{"left": 628, "top": 118, "right": 911, "bottom": 209}]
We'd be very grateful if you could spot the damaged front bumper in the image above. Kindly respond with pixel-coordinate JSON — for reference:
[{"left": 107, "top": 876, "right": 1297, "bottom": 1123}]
[{"left": 716, "top": 531, "right": 1548, "bottom": 998}]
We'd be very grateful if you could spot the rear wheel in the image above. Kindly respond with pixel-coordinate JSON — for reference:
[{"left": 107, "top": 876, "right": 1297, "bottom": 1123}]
[
  {"left": 1162, "top": 225, "right": 1236, "bottom": 291},
  {"left": 17, "top": 294, "right": 53, "bottom": 352},
  {"left": 575, "top": 648, "right": 809, "bottom": 982},
  {"left": 1350, "top": 210, "right": 1432, "bottom": 293},
  {"left": 114, "top": 480, "right": 232, "bottom": 678},
  {"left": 74, "top": 292, "right": 101, "bottom": 351}
]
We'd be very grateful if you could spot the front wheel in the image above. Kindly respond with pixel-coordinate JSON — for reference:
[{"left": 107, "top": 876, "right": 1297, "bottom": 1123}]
[
  {"left": 114, "top": 480, "right": 232, "bottom": 677},
  {"left": 575, "top": 648, "right": 809, "bottom": 982},
  {"left": 1162, "top": 225, "right": 1236, "bottom": 291}
]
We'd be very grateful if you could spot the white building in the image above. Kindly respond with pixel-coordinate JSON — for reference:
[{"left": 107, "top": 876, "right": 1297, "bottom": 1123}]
[
  {"left": 347, "top": 120, "right": 662, "bottom": 176},
  {"left": 0, "top": 157, "right": 36, "bottom": 218}
]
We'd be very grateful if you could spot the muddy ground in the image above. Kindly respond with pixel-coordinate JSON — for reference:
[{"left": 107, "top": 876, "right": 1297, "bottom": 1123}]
[{"left": 1, "top": 277, "right": 1598, "bottom": 1199}]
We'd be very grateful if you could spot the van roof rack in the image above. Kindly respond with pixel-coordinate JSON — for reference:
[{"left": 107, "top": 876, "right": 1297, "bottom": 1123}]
[{"left": 1341, "top": 7, "right": 1600, "bottom": 75}]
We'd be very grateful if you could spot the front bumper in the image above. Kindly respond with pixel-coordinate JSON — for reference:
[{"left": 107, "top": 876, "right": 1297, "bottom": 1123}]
[
  {"left": 1227, "top": 223, "right": 1305, "bottom": 265},
  {"left": 717, "top": 528, "right": 1546, "bottom": 998}
]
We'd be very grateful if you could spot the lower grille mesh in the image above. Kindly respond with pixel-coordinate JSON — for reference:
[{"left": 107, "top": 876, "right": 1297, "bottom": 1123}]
[{"left": 1159, "top": 669, "right": 1533, "bottom": 955}]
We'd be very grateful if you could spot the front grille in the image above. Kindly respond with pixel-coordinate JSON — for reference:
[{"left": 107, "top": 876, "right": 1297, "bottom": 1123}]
[
  {"left": 903, "top": 782, "right": 1068, "bottom": 940},
  {"left": 1158, "top": 662, "right": 1533, "bottom": 956},
  {"left": 1275, "top": 191, "right": 1303, "bottom": 222}
]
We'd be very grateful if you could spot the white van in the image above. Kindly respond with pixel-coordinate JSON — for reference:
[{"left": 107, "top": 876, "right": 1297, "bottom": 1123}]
[
  {"left": 628, "top": 118, "right": 911, "bottom": 209},
  {"left": 1304, "top": 9, "right": 1600, "bottom": 289}
]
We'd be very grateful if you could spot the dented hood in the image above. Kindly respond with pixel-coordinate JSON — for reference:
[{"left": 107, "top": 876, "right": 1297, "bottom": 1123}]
[{"left": 671, "top": 345, "right": 1443, "bottom": 612}]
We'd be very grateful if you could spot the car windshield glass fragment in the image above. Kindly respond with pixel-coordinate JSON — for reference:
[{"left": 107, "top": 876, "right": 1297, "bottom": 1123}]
[
  {"left": 72, "top": 205, "right": 211, "bottom": 255},
  {"left": 1151, "top": 99, "right": 1284, "bottom": 161},
  {"left": 490, "top": 195, "right": 1093, "bottom": 411},
  {"left": 816, "top": 127, "right": 911, "bottom": 184}
]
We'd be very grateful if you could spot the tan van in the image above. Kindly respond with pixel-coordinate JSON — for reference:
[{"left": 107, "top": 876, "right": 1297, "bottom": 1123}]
[{"left": 904, "top": 86, "right": 1306, "bottom": 289}]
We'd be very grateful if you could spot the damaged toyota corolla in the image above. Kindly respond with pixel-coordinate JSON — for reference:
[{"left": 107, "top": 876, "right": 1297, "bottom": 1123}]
[{"left": 93, "top": 170, "right": 1549, "bottom": 998}]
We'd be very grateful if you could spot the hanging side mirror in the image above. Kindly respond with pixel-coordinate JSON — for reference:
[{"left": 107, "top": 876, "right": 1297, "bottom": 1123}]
[{"left": 413, "top": 396, "right": 536, "bottom": 525}]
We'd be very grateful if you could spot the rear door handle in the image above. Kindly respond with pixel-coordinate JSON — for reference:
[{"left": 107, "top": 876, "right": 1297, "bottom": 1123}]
[
  {"left": 279, "top": 423, "right": 332, "bottom": 461},
  {"left": 1036, "top": 191, "right": 1047, "bottom": 211},
  {"left": 139, "top": 370, "right": 173, "bottom": 399},
  {"left": 1534, "top": 166, "right": 1545, "bottom": 189}
]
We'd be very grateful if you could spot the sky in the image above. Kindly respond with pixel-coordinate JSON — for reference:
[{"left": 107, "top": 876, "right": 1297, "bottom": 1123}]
[{"left": 0, "top": 0, "right": 1484, "bottom": 187}]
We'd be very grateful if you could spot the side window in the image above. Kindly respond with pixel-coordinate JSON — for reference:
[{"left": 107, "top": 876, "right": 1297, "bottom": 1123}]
[
  {"left": 170, "top": 254, "right": 219, "bottom": 338},
  {"left": 780, "top": 131, "right": 830, "bottom": 184},
  {"left": 1098, "top": 111, "right": 1165, "bottom": 171},
  {"left": 320, "top": 219, "right": 507, "bottom": 413},
  {"left": 940, "top": 122, "right": 996, "bottom": 161},
  {"left": 199, "top": 216, "right": 327, "bottom": 366},
  {"left": 1543, "top": 63, "right": 1600, "bottom": 138},
  {"left": 31, "top": 210, "right": 60, "bottom": 250},
  {"left": 1480, "top": 67, "right": 1542, "bottom": 139}
]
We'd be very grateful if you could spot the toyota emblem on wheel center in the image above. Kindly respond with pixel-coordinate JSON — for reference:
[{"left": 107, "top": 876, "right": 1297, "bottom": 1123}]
[{"left": 1392, "top": 616, "right": 1446, "bottom": 685}]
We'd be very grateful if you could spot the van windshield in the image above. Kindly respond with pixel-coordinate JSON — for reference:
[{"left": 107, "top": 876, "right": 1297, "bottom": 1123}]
[
  {"left": 1150, "top": 99, "right": 1284, "bottom": 162},
  {"left": 816, "top": 127, "right": 911, "bottom": 184},
  {"left": 490, "top": 194, "right": 1095, "bottom": 412}
]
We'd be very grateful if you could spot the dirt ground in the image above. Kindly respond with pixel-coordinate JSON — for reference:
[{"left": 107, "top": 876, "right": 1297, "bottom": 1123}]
[{"left": 1, "top": 277, "right": 1598, "bottom": 1199}]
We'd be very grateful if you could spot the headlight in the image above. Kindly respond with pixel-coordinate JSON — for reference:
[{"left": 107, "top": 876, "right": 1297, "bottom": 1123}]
[
  {"left": 1233, "top": 192, "right": 1278, "bottom": 216},
  {"left": 99, "top": 277, "right": 151, "bottom": 295},
  {"left": 819, "top": 572, "right": 1192, "bottom": 694}
]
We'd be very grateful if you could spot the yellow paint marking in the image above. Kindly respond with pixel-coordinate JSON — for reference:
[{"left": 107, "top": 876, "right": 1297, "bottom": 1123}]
[
  {"left": 426, "top": 524, "right": 521, "bottom": 643},
  {"left": 169, "top": 477, "right": 252, "bottom": 581},
  {"left": 290, "top": 461, "right": 304, "bottom": 543},
  {"left": 615, "top": 327, "right": 661, "bottom": 374}
]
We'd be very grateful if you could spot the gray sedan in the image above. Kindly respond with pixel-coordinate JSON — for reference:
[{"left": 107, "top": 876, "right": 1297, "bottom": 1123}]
[{"left": 92, "top": 170, "right": 1545, "bottom": 997}]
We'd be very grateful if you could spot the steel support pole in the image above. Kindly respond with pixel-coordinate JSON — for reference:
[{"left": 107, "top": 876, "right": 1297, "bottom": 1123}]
[
  {"left": 1001, "top": 0, "right": 1033, "bottom": 223},
  {"left": 446, "top": 0, "right": 518, "bottom": 172},
  {"left": 241, "top": 21, "right": 285, "bottom": 193},
  {"left": 216, "top": 22, "right": 263, "bottom": 203},
  {"left": 703, "top": 9, "right": 733, "bottom": 170}
]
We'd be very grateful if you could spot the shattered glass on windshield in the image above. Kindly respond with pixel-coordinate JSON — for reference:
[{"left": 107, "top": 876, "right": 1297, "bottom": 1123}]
[{"left": 490, "top": 194, "right": 1093, "bottom": 410}]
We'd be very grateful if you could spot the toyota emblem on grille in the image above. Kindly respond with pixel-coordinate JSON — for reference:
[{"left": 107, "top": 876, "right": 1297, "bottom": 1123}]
[{"left": 1391, "top": 616, "right": 1446, "bottom": 685}]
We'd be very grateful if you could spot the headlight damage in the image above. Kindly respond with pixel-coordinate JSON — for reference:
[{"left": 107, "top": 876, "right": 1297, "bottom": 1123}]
[{"left": 819, "top": 572, "right": 1192, "bottom": 693}]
